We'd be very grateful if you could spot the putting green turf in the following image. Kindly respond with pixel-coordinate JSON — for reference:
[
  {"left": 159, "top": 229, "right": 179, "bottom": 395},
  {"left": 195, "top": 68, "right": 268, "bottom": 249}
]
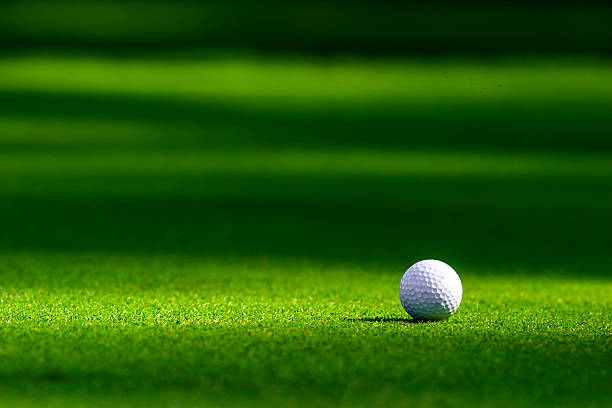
[{"left": 0, "top": 55, "right": 610, "bottom": 407}]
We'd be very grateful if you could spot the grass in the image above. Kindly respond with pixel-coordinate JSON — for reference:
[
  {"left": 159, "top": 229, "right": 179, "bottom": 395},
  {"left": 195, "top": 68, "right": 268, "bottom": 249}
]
[
  {"left": 0, "top": 54, "right": 610, "bottom": 407},
  {"left": 1, "top": 1, "right": 611, "bottom": 54},
  {"left": 0, "top": 255, "right": 610, "bottom": 407}
]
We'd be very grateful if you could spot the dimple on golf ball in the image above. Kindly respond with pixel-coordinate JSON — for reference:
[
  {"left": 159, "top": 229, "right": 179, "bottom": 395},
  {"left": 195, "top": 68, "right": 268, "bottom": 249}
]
[{"left": 399, "top": 259, "right": 462, "bottom": 320}]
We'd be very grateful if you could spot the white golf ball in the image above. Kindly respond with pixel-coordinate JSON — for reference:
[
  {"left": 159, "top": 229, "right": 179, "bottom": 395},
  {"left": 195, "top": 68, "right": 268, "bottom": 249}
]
[{"left": 399, "top": 259, "right": 462, "bottom": 320}]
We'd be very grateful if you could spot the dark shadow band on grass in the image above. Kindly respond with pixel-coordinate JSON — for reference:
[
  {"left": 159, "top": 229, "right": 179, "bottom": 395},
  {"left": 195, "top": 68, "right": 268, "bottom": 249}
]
[
  {"left": 1, "top": 89, "right": 611, "bottom": 154},
  {"left": 346, "top": 317, "right": 437, "bottom": 324}
]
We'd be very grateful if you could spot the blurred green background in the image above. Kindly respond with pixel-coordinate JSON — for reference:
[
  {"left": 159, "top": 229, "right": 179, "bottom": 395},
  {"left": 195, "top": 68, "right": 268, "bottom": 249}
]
[
  {"left": 1, "top": 0, "right": 611, "bottom": 55},
  {"left": 0, "top": 1, "right": 610, "bottom": 407}
]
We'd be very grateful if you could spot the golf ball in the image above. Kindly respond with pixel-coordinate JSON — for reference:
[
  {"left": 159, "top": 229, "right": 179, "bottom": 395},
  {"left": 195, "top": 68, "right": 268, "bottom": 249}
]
[{"left": 399, "top": 259, "right": 462, "bottom": 320}]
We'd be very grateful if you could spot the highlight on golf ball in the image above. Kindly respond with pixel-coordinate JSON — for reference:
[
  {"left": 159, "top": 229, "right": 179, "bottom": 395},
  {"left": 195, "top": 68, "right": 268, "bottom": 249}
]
[{"left": 399, "top": 259, "right": 463, "bottom": 320}]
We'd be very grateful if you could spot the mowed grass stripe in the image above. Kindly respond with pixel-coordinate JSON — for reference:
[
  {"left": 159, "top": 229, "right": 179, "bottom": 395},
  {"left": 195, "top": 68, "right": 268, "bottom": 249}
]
[
  {"left": 0, "top": 151, "right": 611, "bottom": 179},
  {"left": 0, "top": 57, "right": 611, "bottom": 104}
]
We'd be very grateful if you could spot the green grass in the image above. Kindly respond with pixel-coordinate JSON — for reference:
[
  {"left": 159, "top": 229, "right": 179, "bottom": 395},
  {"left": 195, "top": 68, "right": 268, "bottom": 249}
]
[
  {"left": 0, "top": 255, "right": 610, "bottom": 407},
  {"left": 0, "top": 55, "right": 610, "bottom": 407},
  {"left": 1, "top": 1, "right": 611, "bottom": 55}
]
